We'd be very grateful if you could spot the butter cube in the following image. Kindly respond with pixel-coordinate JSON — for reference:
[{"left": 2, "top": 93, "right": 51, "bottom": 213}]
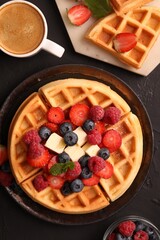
[
  {"left": 65, "top": 144, "right": 85, "bottom": 162},
  {"left": 73, "top": 127, "right": 87, "bottom": 146},
  {"left": 82, "top": 143, "right": 100, "bottom": 156},
  {"left": 45, "top": 133, "right": 66, "bottom": 153}
]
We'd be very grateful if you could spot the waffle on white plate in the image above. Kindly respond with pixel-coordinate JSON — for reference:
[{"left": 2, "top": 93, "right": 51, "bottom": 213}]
[
  {"left": 8, "top": 79, "right": 143, "bottom": 214},
  {"left": 86, "top": 6, "right": 160, "bottom": 69}
]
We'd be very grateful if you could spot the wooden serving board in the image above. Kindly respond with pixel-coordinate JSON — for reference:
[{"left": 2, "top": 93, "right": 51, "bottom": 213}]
[{"left": 55, "top": 0, "right": 160, "bottom": 76}]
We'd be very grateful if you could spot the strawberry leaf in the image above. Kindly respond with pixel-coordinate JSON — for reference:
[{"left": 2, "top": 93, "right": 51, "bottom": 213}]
[
  {"left": 49, "top": 162, "right": 74, "bottom": 176},
  {"left": 84, "top": 0, "right": 113, "bottom": 19}
]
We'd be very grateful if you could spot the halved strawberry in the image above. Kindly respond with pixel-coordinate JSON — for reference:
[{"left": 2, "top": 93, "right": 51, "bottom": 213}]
[
  {"left": 82, "top": 174, "right": 100, "bottom": 186},
  {"left": 94, "top": 121, "right": 106, "bottom": 134},
  {"left": 67, "top": 4, "right": 91, "bottom": 26},
  {"left": 113, "top": 32, "right": 137, "bottom": 53},
  {"left": 43, "top": 122, "right": 58, "bottom": 133},
  {"left": 69, "top": 103, "right": 89, "bottom": 126},
  {"left": 47, "top": 175, "right": 65, "bottom": 189},
  {"left": 47, "top": 155, "right": 58, "bottom": 171},
  {"left": 0, "top": 145, "right": 8, "bottom": 166},
  {"left": 102, "top": 129, "right": 122, "bottom": 153},
  {"left": 47, "top": 107, "right": 65, "bottom": 124},
  {"left": 96, "top": 161, "right": 113, "bottom": 179}
]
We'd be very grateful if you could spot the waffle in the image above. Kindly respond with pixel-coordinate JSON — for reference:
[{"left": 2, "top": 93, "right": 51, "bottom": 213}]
[
  {"left": 86, "top": 6, "right": 160, "bottom": 68},
  {"left": 110, "top": 0, "right": 153, "bottom": 14},
  {"left": 8, "top": 79, "right": 143, "bottom": 214}
]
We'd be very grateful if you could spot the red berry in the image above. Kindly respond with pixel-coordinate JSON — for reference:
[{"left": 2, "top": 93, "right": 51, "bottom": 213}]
[
  {"left": 82, "top": 174, "right": 100, "bottom": 186},
  {"left": 47, "top": 107, "right": 65, "bottom": 124},
  {"left": 0, "top": 145, "right": 8, "bottom": 166},
  {"left": 47, "top": 155, "right": 58, "bottom": 171},
  {"left": 113, "top": 32, "right": 137, "bottom": 53},
  {"left": 23, "top": 129, "right": 41, "bottom": 145},
  {"left": 88, "top": 156, "right": 105, "bottom": 173},
  {"left": 67, "top": 4, "right": 91, "bottom": 26},
  {"left": 96, "top": 161, "right": 113, "bottom": 179},
  {"left": 89, "top": 105, "right": 104, "bottom": 122},
  {"left": 0, "top": 170, "right": 13, "bottom": 187},
  {"left": 107, "top": 233, "right": 116, "bottom": 240},
  {"left": 94, "top": 121, "right": 106, "bottom": 134},
  {"left": 47, "top": 175, "right": 65, "bottom": 189},
  {"left": 134, "top": 230, "right": 149, "bottom": 240},
  {"left": 43, "top": 122, "right": 58, "bottom": 133},
  {"left": 87, "top": 129, "right": 102, "bottom": 145},
  {"left": 69, "top": 103, "right": 89, "bottom": 126},
  {"left": 103, "top": 106, "right": 121, "bottom": 125},
  {"left": 66, "top": 161, "right": 82, "bottom": 180},
  {"left": 32, "top": 174, "right": 48, "bottom": 192},
  {"left": 102, "top": 129, "right": 122, "bottom": 153},
  {"left": 118, "top": 220, "right": 136, "bottom": 237},
  {"left": 26, "top": 142, "right": 50, "bottom": 168}
]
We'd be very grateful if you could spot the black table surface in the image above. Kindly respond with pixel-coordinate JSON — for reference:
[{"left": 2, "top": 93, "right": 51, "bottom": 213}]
[{"left": 0, "top": 1, "right": 160, "bottom": 239}]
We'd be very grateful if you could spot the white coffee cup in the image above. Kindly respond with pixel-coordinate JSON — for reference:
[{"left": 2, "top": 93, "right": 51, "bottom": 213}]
[{"left": 0, "top": 0, "right": 65, "bottom": 58}]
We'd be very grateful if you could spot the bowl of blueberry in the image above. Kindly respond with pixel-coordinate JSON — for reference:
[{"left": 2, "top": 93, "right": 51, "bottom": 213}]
[{"left": 103, "top": 215, "right": 160, "bottom": 240}]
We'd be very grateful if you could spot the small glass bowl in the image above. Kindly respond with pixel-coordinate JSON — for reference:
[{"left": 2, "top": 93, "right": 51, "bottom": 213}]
[{"left": 103, "top": 215, "right": 160, "bottom": 240}]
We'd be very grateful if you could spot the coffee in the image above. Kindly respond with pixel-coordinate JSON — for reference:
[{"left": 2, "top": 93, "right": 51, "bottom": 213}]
[{"left": 0, "top": 2, "right": 45, "bottom": 55}]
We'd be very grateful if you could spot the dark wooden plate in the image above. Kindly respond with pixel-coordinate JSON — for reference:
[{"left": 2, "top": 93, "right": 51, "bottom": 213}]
[{"left": 0, "top": 64, "right": 153, "bottom": 225}]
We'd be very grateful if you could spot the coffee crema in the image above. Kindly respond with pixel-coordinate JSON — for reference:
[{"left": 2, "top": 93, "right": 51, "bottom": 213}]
[{"left": 0, "top": 2, "right": 45, "bottom": 55}]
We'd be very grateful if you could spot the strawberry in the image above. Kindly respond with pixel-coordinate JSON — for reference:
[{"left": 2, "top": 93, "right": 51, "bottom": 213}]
[
  {"left": 47, "top": 107, "right": 65, "bottom": 124},
  {"left": 43, "top": 122, "right": 58, "bottom": 133},
  {"left": 67, "top": 4, "right": 91, "bottom": 26},
  {"left": 94, "top": 121, "right": 106, "bottom": 134},
  {"left": 26, "top": 142, "right": 50, "bottom": 168},
  {"left": 0, "top": 145, "right": 8, "bottom": 166},
  {"left": 96, "top": 161, "right": 113, "bottom": 179},
  {"left": 113, "top": 33, "right": 137, "bottom": 53},
  {"left": 32, "top": 174, "right": 48, "bottom": 192},
  {"left": 47, "top": 155, "right": 58, "bottom": 171},
  {"left": 82, "top": 174, "right": 100, "bottom": 186},
  {"left": 47, "top": 175, "right": 65, "bottom": 189},
  {"left": 69, "top": 103, "right": 89, "bottom": 126},
  {"left": 102, "top": 129, "right": 122, "bottom": 153}
]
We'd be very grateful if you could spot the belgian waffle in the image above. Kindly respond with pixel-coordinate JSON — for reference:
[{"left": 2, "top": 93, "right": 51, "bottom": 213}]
[
  {"left": 86, "top": 6, "right": 160, "bottom": 68},
  {"left": 8, "top": 79, "right": 143, "bottom": 214},
  {"left": 110, "top": 0, "right": 153, "bottom": 14}
]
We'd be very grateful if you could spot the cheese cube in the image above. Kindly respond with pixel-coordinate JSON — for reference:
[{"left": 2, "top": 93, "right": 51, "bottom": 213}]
[
  {"left": 45, "top": 133, "right": 66, "bottom": 153},
  {"left": 65, "top": 144, "right": 85, "bottom": 162},
  {"left": 73, "top": 127, "right": 87, "bottom": 146},
  {"left": 82, "top": 143, "right": 100, "bottom": 156}
]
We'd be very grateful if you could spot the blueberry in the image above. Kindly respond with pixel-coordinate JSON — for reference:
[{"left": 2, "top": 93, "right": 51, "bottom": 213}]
[
  {"left": 115, "top": 233, "right": 127, "bottom": 240},
  {"left": 61, "top": 181, "right": 72, "bottom": 196},
  {"left": 64, "top": 131, "right": 78, "bottom": 146},
  {"left": 80, "top": 167, "right": 92, "bottom": 179},
  {"left": 70, "top": 179, "right": 84, "bottom": 193},
  {"left": 145, "top": 226, "right": 157, "bottom": 239},
  {"left": 98, "top": 148, "right": 110, "bottom": 160},
  {"left": 78, "top": 155, "right": 90, "bottom": 168},
  {"left": 38, "top": 126, "right": 51, "bottom": 140},
  {"left": 82, "top": 119, "right": 95, "bottom": 132},
  {"left": 59, "top": 122, "right": 72, "bottom": 136},
  {"left": 58, "top": 152, "right": 70, "bottom": 163},
  {"left": 0, "top": 161, "right": 11, "bottom": 173},
  {"left": 135, "top": 221, "right": 145, "bottom": 231}
]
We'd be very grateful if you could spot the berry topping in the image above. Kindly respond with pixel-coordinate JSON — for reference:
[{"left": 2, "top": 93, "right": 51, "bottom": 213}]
[
  {"left": 26, "top": 142, "right": 50, "bottom": 168},
  {"left": 98, "top": 147, "right": 110, "bottom": 160},
  {"left": 67, "top": 4, "right": 91, "bottom": 26},
  {"left": 82, "top": 174, "right": 100, "bottom": 186},
  {"left": 47, "top": 175, "right": 65, "bottom": 189},
  {"left": 49, "top": 161, "right": 74, "bottom": 176},
  {"left": 80, "top": 166, "right": 92, "bottom": 179},
  {"left": 32, "top": 174, "right": 48, "bottom": 192},
  {"left": 94, "top": 121, "right": 106, "bottom": 134},
  {"left": 113, "top": 32, "right": 137, "bottom": 53},
  {"left": 134, "top": 230, "right": 149, "bottom": 240},
  {"left": 103, "top": 106, "right": 121, "bottom": 125},
  {"left": 38, "top": 126, "right": 52, "bottom": 140},
  {"left": 60, "top": 181, "right": 72, "bottom": 196},
  {"left": 107, "top": 233, "right": 116, "bottom": 240},
  {"left": 96, "top": 161, "right": 113, "bottom": 179},
  {"left": 102, "top": 129, "right": 122, "bottom": 153},
  {"left": 64, "top": 131, "right": 78, "bottom": 146},
  {"left": 118, "top": 220, "right": 136, "bottom": 237},
  {"left": 58, "top": 152, "right": 70, "bottom": 163},
  {"left": 23, "top": 129, "right": 41, "bottom": 145},
  {"left": 70, "top": 179, "right": 84, "bottom": 193},
  {"left": 47, "top": 107, "right": 65, "bottom": 124},
  {"left": 88, "top": 156, "right": 105, "bottom": 173},
  {"left": 82, "top": 119, "right": 95, "bottom": 132},
  {"left": 87, "top": 129, "right": 102, "bottom": 145},
  {"left": 46, "top": 155, "right": 57, "bottom": 171},
  {"left": 0, "top": 170, "right": 13, "bottom": 187},
  {"left": 69, "top": 103, "right": 89, "bottom": 126},
  {"left": 78, "top": 154, "right": 90, "bottom": 168},
  {"left": 66, "top": 161, "right": 82, "bottom": 181},
  {"left": 59, "top": 122, "right": 73, "bottom": 136},
  {"left": 89, "top": 105, "right": 105, "bottom": 122},
  {"left": 43, "top": 122, "right": 58, "bottom": 133},
  {"left": 0, "top": 145, "right": 8, "bottom": 166}
]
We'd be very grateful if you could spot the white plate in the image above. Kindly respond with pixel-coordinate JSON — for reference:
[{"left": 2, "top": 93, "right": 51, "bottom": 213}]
[{"left": 55, "top": 0, "right": 160, "bottom": 76}]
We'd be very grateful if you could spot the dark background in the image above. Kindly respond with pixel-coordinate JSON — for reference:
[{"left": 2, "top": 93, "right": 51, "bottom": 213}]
[{"left": 0, "top": 0, "right": 160, "bottom": 239}]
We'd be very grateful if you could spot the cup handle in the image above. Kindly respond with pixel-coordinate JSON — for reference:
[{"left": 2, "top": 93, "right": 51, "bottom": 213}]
[{"left": 42, "top": 39, "right": 65, "bottom": 58}]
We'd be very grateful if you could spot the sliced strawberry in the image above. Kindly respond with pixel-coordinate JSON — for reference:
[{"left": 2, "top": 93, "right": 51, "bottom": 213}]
[
  {"left": 47, "top": 175, "right": 65, "bottom": 189},
  {"left": 94, "top": 121, "right": 106, "bottom": 134},
  {"left": 43, "top": 122, "right": 58, "bottom": 133},
  {"left": 96, "top": 161, "right": 113, "bottom": 179},
  {"left": 67, "top": 4, "right": 91, "bottom": 26},
  {"left": 47, "top": 107, "right": 65, "bottom": 124},
  {"left": 47, "top": 155, "right": 58, "bottom": 171},
  {"left": 69, "top": 103, "right": 89, "bottom": 126},
  {"left": 26, "top": 143, "right": 51, "bottom": 168},
  {"left": 102, "top": 129, "right": 122, "bottom": 153},
  {"left": 0, "top": 145, "right": 8, "bottom": 166},
  {"left": 113, "top": 32, "right": 137, "bottom": 53},
  {"left": 82, "top": 174, "right": 100, "bottom": 186}
]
